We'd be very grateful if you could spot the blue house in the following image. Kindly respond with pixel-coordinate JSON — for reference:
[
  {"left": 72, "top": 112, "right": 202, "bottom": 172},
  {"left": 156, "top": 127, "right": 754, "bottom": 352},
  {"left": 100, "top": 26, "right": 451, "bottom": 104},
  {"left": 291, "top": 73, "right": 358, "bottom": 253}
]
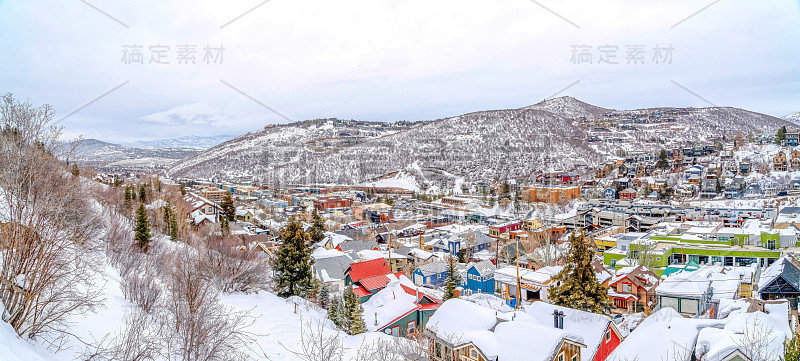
[
  {"left": 463, "top": 260, "right": 495, "bottom": 294},
  {"left": 740, "top": 161, "right": 752, "bottom": 175},
  {"left": 603, "top": 187, "right": 617, "bottom": 200},
  {"left": 787, "top": 133, "right": 800, "bottom": 147},
  {"left": 412, "top": 261, "right": 448, "bottom": 286},
  {"left": 428, "top": 235, "right": 462, "bottom": 256},
  {"left": 684, "top": 165, "right": 703, "bottom": 180},
  {"left": 744, "top": 184, "right": 762, "bottom": 198}
]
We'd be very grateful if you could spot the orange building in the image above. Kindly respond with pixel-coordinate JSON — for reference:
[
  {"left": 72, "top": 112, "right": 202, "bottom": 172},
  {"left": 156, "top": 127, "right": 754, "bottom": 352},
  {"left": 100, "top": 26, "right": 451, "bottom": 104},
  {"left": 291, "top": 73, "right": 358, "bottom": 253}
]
[{"left": 520, "top": 185, "right": 581, "bottom": 204}]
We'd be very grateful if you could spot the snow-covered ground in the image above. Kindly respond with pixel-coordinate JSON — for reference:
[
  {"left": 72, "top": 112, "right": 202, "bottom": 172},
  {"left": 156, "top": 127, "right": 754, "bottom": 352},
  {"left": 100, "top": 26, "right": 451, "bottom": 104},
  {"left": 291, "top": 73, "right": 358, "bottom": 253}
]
[
  {"left": 223, "top": 293, "right": 394, "bottom": 361},
  {"left": 359, "top": 171, "right": 421, "bottom": 192},
  {"left": 4, "top": 254, "right": 396, "bottom": 361}
]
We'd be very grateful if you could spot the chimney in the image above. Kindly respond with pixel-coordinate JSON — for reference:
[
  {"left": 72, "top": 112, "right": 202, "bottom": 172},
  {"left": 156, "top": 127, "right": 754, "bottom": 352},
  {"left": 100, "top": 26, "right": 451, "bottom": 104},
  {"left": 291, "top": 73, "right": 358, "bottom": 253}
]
[{"left": 552, "top": 310, "right": 564, "bottom": 329}]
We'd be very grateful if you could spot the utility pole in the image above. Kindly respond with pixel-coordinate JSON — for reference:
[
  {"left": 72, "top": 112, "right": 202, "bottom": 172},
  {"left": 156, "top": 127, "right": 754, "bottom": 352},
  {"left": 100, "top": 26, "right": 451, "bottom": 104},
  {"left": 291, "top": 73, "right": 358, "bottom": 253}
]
[
  {"left": 388, "top": 231, "right": 393, "bottom": 273},
  {"left": 515, "top": 240, "right": 521, "bottom": 309},
  {"left": 495, "top": 237, "right": 499, "bottom": 269}
]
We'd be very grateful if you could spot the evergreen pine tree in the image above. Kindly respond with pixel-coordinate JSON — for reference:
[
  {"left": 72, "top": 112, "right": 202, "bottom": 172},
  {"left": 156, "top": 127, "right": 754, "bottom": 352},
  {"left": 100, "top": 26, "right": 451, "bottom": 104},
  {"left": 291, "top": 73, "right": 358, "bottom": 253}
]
[
  {"left": 273, "top": 217, "right": 314, "bottom": 297},
  {"left": 786, "top": 331, "right": 800, "bottom": 361},
  {"left": 167, "top": 202, "right": 179, "bottom": 242},
  {"left": 342, "top": 287, "right": 366, "bottom": 335},
  {"left": 163, "top": 200, "right": 171, "bottom": 233},
  {"left": 123, "top": 185, "right": 132, "bottom": 211},
  {"left": 139, "top": 184, "right": 147, "bottom": 203},
  {"left": 220, "top": 216, "right": 230, "bottom": 236},
  {"left": 658, "top": 149, "right": 670, "bottom": 169},
  {"left": 220, "top": 192, "right": 236, "bottom": 222},
  {"left": 443, "top": 257, "right": 459, "bottom": 300},
  {"left": 71, "top": 163, "right": 79, "bottom": 177},
  {"left": 328, "top": 296, "right": 343, "bottom": 328},
  {"left": 308, "top": 277, "right": 321, "bottom": 300},
  {"left": 777, "top": 126, "right": 787, "bottom": 145},
  {"left": 547, "top": 231, "right": 611, "bottom": 314},
  {"left": 319, "top": 284, "right": 331, "bottom": 309},
  {"left": 134, "top": 203, "right": 151, "bottom": 253},
  {"left": 309, "top": 209, "right": 326, "bottom": 245}
]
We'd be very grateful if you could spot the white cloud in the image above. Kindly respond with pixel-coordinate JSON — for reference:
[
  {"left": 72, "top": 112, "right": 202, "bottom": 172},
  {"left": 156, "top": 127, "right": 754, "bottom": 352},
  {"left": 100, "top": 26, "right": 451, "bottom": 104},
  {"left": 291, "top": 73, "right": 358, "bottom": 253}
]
[
  {"left": 141, "top": 102, "right": 225, "bottom": 126},
  {"left": 1, "top": 0, "right": 798, "bottom": 141}
]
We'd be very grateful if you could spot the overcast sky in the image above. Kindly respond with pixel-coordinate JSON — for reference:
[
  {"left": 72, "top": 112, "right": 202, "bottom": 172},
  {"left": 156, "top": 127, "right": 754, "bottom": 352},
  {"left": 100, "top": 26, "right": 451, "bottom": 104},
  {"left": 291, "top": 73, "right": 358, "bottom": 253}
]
[{"left": 1, "top": 0, "right": 798, "bottom": 142}]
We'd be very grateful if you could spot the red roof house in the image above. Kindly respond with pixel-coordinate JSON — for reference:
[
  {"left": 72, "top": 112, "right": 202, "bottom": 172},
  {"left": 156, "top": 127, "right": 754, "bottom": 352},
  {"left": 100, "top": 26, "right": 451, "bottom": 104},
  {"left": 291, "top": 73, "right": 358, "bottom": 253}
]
[{"left": 344, "top": 258, "right": 394, "bottom": 302}]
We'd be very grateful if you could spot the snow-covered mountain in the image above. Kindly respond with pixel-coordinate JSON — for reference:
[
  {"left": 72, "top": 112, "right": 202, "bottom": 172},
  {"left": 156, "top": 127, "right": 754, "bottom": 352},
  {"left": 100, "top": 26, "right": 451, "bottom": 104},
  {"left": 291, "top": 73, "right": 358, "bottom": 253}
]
[
  {"left": 72, "top": 139, "right": 201, "bottom": 170},
  {"left": 783, "top": 112, "right": 800, "bottom": 126},
  {"left": 164, "top": 97, "right": 792, "bottom": 188},
  {"left": 122, "top": 135, "right": 234, "bottom": 150}
]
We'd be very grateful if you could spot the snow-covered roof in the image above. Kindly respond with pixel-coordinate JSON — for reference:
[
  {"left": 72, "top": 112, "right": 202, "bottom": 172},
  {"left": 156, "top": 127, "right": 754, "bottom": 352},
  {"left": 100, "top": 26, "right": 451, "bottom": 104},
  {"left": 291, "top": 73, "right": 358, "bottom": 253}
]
[
  {"left": 145, "top": 199, "right": 168, "bottom": 210},
  {"left": 608, "top": 308, "right": 725, "bottom": 361},
  {"left": 409, "top": 247, "right": 435, "bottom": 260},
  {"left": 758, "top": 256, "right": 800, "bottom": 293},
  {"left": 525, "top": 302, "right": 612, "bottom": 361},
  {"left": 696, "top": 299, "right": 791, "bottom": 361},
  {"left": 190, "top": 210, "right": 216, "bottom": 224},
  {"left": 362, "top": 277, "right": 418, "bottom": 332},
  {"left": 427, "top": 299, "right": 585, "bottom": 361},
  {"left": 656, "top": 266, "right": 744, "bottom": 302},
  {"left": 469, "top": 260, "right": 496, "bottom": 278},
  {"left": 494, "top": 265, "right": 563, "bottom": 285},
  {"left": 320, "top": 231, "right": 351, "bottom": 248},
  {"left": 415, "top": 261, "right": 449, "bottom": 276},
  {"left": 357, "top": 249, "right": 407, "bottom": 261},
  {"left": 311, "top": 247, "right": 347, "bottom": 260}
]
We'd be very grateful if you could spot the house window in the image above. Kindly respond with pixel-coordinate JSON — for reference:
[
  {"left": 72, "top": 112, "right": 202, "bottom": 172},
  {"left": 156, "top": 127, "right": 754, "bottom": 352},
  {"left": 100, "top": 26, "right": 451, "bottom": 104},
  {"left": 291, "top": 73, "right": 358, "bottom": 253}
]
[
  {"left": 408, "top": 321, "right": 416, "bottom": 335},
  {"left": 558, "top": 353, "right": 564, "bottom": 361},
  {"left": 679, "top": 299, "right": 699, "bottom": 314},
  {"left": 622, "top": 283, "right": 632, "bottom": 292},
  {"left": 435, "top": 342, "right": 442, "bottom": 358},
  {"left": 391, "top": 326, "right": 400, "bottom": 337},
  {"left": 605, "top": 329, "right": 611, "bottom": 342},
  {"left": 471, "top": 349, "right": 477, "bottom": 358},
  {"left": 572, "top": 356, "right": 578, "bottom": 361}
]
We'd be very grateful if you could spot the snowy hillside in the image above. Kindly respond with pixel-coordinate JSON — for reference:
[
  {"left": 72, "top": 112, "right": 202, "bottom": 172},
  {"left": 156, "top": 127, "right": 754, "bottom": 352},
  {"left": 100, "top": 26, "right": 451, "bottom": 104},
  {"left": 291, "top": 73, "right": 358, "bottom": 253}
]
[
  {"left": 524, "top": 96, "right": 611, "bottom": 119},
  {"left": 783, "top": 112, "right": 800, "bottom": 126},
  {"left": 167, "top": 98, "right": 792, "bottom": 187},
  {"left": 122, "top": 135, "right": 234, "bottom": 150},
  {"left": 73, "top": 139, "right": 200, "bottom": 169}
]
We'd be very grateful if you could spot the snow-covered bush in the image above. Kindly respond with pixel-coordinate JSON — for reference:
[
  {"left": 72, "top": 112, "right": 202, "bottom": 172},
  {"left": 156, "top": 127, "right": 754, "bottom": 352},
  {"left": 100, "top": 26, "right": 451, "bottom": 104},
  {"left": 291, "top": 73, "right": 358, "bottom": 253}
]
[
  {"left": 0, "top": 93, "right": 104, "bottom": 344},
  {"left": 164, "top": 249, "right": 254, "bottom": 361},
  {"left": 199, "top": 235, "right": 270, "bottom": 294},
  {"left": 121, "top": 272, "right": 162, "bottom": 314}
]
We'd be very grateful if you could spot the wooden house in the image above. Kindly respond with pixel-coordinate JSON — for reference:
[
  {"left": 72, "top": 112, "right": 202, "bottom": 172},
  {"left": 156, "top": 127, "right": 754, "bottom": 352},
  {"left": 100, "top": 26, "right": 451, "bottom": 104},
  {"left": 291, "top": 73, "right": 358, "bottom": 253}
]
[
  {"left": 619, "top": 188, "right": 638, "bottom": 201},
  {"left": 759, "top": 256, "right": 800, "bottom": 309},
  {"left": 774, "top": 151, "right": 788, "bottom": 171},
  {"left": 425, "top": 299, "right": 586, "bottom": 361},
  {"left": 526, "top": 302, "right": 625, "bottom": 361},
  {"left": 607, "top": 265, "right": 659, "bottom": 313}
]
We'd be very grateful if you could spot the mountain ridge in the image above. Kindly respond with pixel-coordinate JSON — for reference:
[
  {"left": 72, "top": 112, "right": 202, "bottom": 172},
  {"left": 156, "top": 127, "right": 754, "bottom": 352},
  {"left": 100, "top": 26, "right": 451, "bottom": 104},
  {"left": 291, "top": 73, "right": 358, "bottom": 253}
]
[
  {"left": 121, "top": 135, "right": 234, "bottom": 150},
  {"left": 161, "top": 96, "right": 792, "bottom": 188}
]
